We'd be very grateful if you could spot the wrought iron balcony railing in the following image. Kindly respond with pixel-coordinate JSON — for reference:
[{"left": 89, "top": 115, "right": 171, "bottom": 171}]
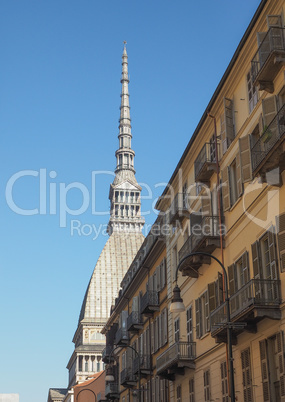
[
  {"left": 169, "top": 193, "right": 189, "bottom": 224},
  {"left": 114, "top": 327, "right": 129, "bottom": 346},
  {"left": 105, "top": 382, "right": 119, "bottom": 399},
  {"left": 120, "top": 368, "right": 136, "bottom": 386},
  {"left": 178, "top": 216, "right": 221, "bottom": 263},
  {"left": 133, "top": 354, "right": 151, "bottom": 374},
  {"left": 102, "top": 344, "right": 114, "bottom": 363},
  {"left": 251, "top": 27, "right": 285, "bottom": 88},
  {"left": 140, "top": 290, "right": 159, "bottom": 316},
  {"left": 194, "top": 142, "right": 218, "bottom": 183},
  {"left": 127, "top": 311, "right": 143, "bottom": 332},
  {"left": 251, "top": 103, "right": 285, "bottom": 174},
  {"left": 211, "top": 279, "right": 281, "bottom": 333},
  {"left": 156, "top": 341, "right": 196, "bottom": 376}
]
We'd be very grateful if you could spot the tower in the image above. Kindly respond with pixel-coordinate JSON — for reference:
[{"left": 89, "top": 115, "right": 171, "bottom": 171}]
[
  {"left": 108, "top": 42, "right": 144, "bottom": 234},
  {"left": 63, "top": 43, "right": 145, "bottom": 391}
]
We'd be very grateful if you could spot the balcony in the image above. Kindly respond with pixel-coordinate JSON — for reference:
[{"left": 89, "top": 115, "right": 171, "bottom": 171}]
[
  {"left": 251, "top": 27, "right": 285, "bottom": 93},
  {"left": 127, "top": 311, "right": 143, "bottom": 333},
  {"left": 105, "top": 382, "right": 119, "bottom": 400},
  {"left": 169, "top": 193, "right": 189, "bottom": 224},
  {"left": 194, "top": 142, "right": 218, "bottom": 184},
  {"left": 102, "top": 345, "right": 114, "bottom": 364},
  {"left": 211, "top": 279, "right": 281, "bottom": 343},
  {"left": 140, "top": 290, "right": 159, "bottom": 317},
  {"left": 114, "top": 327, "right": 129, "bottom": 347},
  {"left": 251, "top": 104, "right": 285, "bottom": 179},
  {"left": 133, "top": 354, "right": 151, "bottom": 377},
  {"left": 156, "top": 341, "right": 196, "bottom": 380},
  {"left": 178, "top": 216, "right": 223, "bottom": 276},
  {"left": 120, "top": 368, "right": 136, "bottom": 388}
]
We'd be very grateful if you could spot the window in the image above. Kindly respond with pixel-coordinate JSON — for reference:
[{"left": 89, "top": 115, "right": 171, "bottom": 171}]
[
  {"left": 247, "top": 70, "right": 258, "bottom": 113},
  {"left": 189, "top": 378, "right": 195, "bottom": 402},
  {"left": 204, "top": 369, "right": 210, "bottom": 401},
  {"left": 221, "top": 361, "right": 229, "bottom": 402},
  {"left": 186, "top": 306, "right": 194, "bottom": 355},
  {"left": 241, "top": 348, "right": 253, "bottom": 402},
  {"left": 177, "top": 385, "right": 181, "bottom": 402},
  {"left": 260, "top": 332, "right": 285, "bottom": 401},
  {"left": 195, "top": 291, "right": 209, "bottom": 338},
  {"left": 174, "top": 318, "right": 180, "bottom": 342},
  {"left": 251, "top": 228, "right": 278, "bottom": 300},
  {"left": 228, "top": 251, "right": 249, "bottom": 303}
]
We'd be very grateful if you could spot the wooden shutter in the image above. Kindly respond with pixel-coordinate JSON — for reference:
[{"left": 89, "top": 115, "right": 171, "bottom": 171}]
[
  {"left": 239, "top": 135, "right": 252, "bottom": 183},
  {"left": 208, "top": 282, "right": 216, "bottom": 313},
  {"left": 276, "top": 331, "right": 285, "bottom": 398},
  {"left": 241, "top": 348, "right": 253, "bottom": 402},
  {"left": 260, "top": 339, "right": 270, "bottom": 401},
  {"left": 205, "top": 291, "right": 210, "bottom": 332},
  {"left": 224, "top": 97, "right": 235, "bottom": 144},
  {"left": 195, "top": 298, "right": 200, "bottom": 339},
  {"left": 268, "top": 227, "right": 278, "bottom": 280},
  {"left": 236, "top": 152, "right": 243, "bottom": 197},
  {"left": 132, "top": 296, "right": 139, "bottom": 312},
  {"left": 156, "top": 265, "right": 161, "bottom": 292},
  {"left": 242, "top": 251, "right": 250, "bottom": 283},
  {"left": 262, "top": 96, "right": 277, "bottom": 127},
  {"left": 163, "top": 308, "right": 168, "bottom": 345},
  {"left": 252, "top": 241, "right": 261, "bottom": 279},
  {"left": 276, "top": 213, "right": 285, "bottom": 272},
  {"left": 151, "top": 321, "right": 154, "bottom": 353},
  {"left": 201, "top": 189, "right": 212, "bottom": 216},
  {"left": 221, "top": 167, "right": 230, "bottom": 212},
  {"left": 158, "top": 314, "right": 162, "bottom": 349},
  {"left": 217, "top": 272, "right": 224, "bottom": 305}
]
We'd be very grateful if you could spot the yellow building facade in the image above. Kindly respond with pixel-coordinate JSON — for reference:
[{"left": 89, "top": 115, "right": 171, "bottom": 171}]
[{"left": 103, "top": 0, "right": 285, "bottom": 400}]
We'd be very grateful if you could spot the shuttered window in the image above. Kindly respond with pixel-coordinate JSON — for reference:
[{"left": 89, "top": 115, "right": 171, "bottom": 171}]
[
  {"left": 262, "top": 96, "right": 277, "bottom": 127},
  {"left": 204, "top": 369, "right": 211, "bottom": 401},
  {"left": 260, "top": 332, "right": 285, "bottom": 401},
  {"left": 177, "top": 385, "right": 182, "bottom": 402},
  {"left": 241, "top": 348, "right": 253, "bottom": 402},
  {"left": 174, "top": 318, "right": 180, "bottom": 342},
  {"left": 189, "top": 378, "right": 195, "bottom": 402},
  {"left": 221, "top": 361, "right": 229, "bottom": 402}
]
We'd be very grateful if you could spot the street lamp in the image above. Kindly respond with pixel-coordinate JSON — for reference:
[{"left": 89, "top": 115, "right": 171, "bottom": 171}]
[
  {"left": 105, "top": 345, "right": 141, "bottom": 401},
  {"left": 170, "top": 251, "right": 235, "bottom": 402},
  {"left": 76, "top": 388, "right": 97, "bottom": 401}
]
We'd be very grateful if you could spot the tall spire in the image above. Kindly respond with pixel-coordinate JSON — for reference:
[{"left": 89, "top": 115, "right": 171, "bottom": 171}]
[
  {"left": 115, "top": 41, "right": 135, "bottom": 174},
  {"left": 107, "top": 43, "right": 145, "bottom": 235}
]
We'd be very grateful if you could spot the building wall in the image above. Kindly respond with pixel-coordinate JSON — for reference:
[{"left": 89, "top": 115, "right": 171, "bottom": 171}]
[{"left": 104, "top": 0, "right": 285, "bottom": 401}]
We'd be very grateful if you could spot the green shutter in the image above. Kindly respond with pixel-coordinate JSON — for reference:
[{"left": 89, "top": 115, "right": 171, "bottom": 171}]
[
  {"left": 236, "top": 152, "right": 243, "bottom": 197},
  {"left": 239, "top": 135, "right": 252, "bottom": 183},
  {"left": 262, "top": 96, "right": 277, "bottom": 127},
  {"left": 195, "top": 298, "right": 200, "bottom": 339},
  {"left": 221, "top": 167, "right": 230, "bottom": 212}
]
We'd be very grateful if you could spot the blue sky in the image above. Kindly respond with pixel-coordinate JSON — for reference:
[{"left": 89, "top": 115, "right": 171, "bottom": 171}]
[{"left": 0, "top": 1, "right": 261, "bottom": 401}]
